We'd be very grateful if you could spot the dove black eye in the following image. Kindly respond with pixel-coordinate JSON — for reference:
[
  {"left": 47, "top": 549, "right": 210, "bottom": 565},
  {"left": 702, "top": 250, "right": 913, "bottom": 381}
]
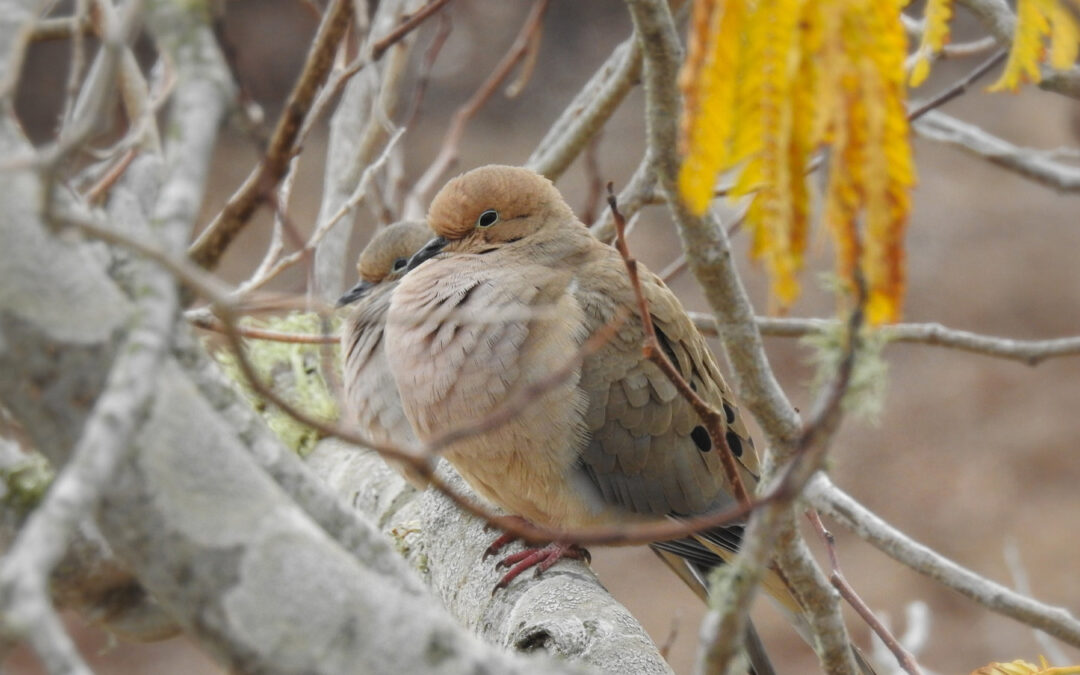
[
  {"left": 476, "top": 209, "right": 499, "bottom": 228},
  {"left": 391, "top": 257, "right": 408, "bottom": 271}
]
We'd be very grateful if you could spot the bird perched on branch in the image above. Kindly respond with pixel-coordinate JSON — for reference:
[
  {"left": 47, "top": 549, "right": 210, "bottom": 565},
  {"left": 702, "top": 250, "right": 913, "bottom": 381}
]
[
  {"left": 382, "top": 165, "right": 793, "bottom": 669},
  {"left": 338, "top": 220, "right": 433, "bottom": 482},
  {"left": 384, "top": 166, "right": 878, "bottom": 675}
]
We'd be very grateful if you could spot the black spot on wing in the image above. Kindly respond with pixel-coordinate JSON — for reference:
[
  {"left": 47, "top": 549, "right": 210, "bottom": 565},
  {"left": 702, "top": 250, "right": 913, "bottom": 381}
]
[
  {"left": 691, "top": 426, "right": 711, "bottom": 452},
  {"left": 724, "top": 430, "right": 743, "bottom": 457},
  {"left": 653, "top": 324, "right": 681, "bottom": 370},
  {"left": 722, "top": 401, "right": 736, "bottom": 424}
]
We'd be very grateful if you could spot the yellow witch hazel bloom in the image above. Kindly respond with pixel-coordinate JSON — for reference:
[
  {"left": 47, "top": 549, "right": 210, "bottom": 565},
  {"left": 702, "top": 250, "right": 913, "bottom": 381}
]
[
  {"left": 678, "top": 0, "right": 915, "bottom": 323},
  {"left": 970, "top": 655, "right": 1080, "bottom": 675}
]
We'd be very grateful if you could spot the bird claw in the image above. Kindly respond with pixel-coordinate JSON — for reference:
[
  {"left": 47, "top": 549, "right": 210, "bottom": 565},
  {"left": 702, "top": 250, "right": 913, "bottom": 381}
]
[{"left": 490, "top": 542, "right": 590, "bottom": 592}]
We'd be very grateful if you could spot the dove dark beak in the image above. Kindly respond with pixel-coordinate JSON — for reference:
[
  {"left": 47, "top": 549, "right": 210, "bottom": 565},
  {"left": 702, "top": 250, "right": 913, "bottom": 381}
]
[
  {"left": 406, "top": 236, "right": 448, "bottom": 271},
  {"left": 336, "top": 280, "right": 375, "bottom": 307}
]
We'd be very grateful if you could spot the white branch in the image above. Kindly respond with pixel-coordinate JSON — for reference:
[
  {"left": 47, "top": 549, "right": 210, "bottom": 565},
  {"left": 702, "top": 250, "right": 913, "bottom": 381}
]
[
  {"left": 915, "top": 110, "right": 1080, "bottom": 192},
  {"left": 526, "top": 32, "right": 641, "bottom": 181},
  {"left": 807, "top": 475, "right": 1080, "bottom": 648},
  {"left": 690, "top": 313, "right": 1080, "bottom": 365}
]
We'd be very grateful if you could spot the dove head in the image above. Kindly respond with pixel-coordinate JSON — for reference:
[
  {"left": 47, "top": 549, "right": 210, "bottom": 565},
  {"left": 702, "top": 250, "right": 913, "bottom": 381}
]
[
  {"left": 421, "top": 165, "right": 579, "bottom": 260},
  {"left": 337, "top": 221, "right": 431, "bottom": 306}
]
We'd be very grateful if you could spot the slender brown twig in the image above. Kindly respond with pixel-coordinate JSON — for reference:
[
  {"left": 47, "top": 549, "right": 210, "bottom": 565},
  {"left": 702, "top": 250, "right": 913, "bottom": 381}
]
[
  {"left": 607, "top": 184, "right": 751, "bottom": 506},
  {"left": 370, "top": 0, "right": 455, "bottom": 61},
  {"left": 808, "top": 509, "right": 924, "bottom": 675},
  {"left": 299, "top": 0, "right": 455, "bottom": 144},
  {"left": 191, "top": 315, "right": 338, "bottom": 344},
  {"left": 188, "top": 0, "right": 354, "bottom": 270},
  {"left": 908, "top": 47, "right": 1009, "bottom": 121},
  {"left": 84, "top": 147, "right": 138, "bottom": 204}
]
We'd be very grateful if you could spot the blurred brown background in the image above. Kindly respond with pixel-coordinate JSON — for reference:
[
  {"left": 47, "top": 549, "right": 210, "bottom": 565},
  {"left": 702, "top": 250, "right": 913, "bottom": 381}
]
[{"left": 8, "top": 1, "right": 1080, "bottom": 672}]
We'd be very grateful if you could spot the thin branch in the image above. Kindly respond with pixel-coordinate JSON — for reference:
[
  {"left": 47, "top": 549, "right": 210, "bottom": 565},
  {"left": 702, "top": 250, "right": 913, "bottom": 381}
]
[
  {"left": 691, "top": 313, "right": 1080, "bottom": 365},
  {"left": 1003, "top": 541, "right": 1072, "bottom": 666},
  {"left": 188, "top": 0, "right": 355, "bottom": 270},
  {"left": 578, "top": 135, "right": 605, "bottom": 225},
  {"left": 526, "top": 31, "right": 642, "bottom": 181},
  {"left": 83, "top": 147, "right": 138, "bottom": 204},
  {"left": 28, "top": 16, "right": 94, "bottom": 42},
  {"left": 589, "top": 150, "right": 658, "bottom": 242},
  {"left": 607, "top": 184, "right": 750, "bottom": 506},
  {"left": 907, "top": 48, "right": 1008, "bottom": 121},
  {"left": 405, "top": 0, "right": 551, "bottom": 217},
  {"left": 808, "top": 510, "right": 924, "bottom": 675},
  {"left": 808, "top": 474, "right": 1080, "bottom": 649},
  {"left": 190, "top": 314, "right": 338, "bottom": 343},
  {"left": 370, "top": 0, "right": 453, "bottom": 61},
  {"left": 915, "top": 110, "right": 1080, "bottom": 191},
  {"left": 297, "top": 0, "right": 453, "bottom": 145},
  {"left": 238, "top": 127, "right": 404, "bottom": 297}
]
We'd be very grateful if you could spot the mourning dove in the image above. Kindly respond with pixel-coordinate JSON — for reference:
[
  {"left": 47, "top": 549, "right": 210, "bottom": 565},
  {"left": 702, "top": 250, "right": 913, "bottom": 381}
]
[
  {"left": 338, "top": 221, "right": 433, "bottom": 474},
  {"left": 385, "top": 166, "right": 874, "bottom": 675}
]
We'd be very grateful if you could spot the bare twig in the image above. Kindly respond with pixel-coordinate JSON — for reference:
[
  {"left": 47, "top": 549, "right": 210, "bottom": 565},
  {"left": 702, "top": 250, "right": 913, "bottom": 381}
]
[
  {"left": 190, "top": 315, "right": 338, "bottom": 343},
  {"left": 239, "top": 127, "right": 404, "bottom": 297},
  {"left": 915, "top": 110, "right": 1080, "bottom": 192},
  {"left": 370, "top": 0, "right": 453, "bottom": 61},
  {"left": 405, "top": 0, "right": 551, "bottom": 217},
  {"left": 809, "top": 474, "right": 1080, "bottom": 648},
  {"left": 907, "top": 48, "right": 1008, "bottom": 121},
  {"left": 28, "top": 16, "right": 93, "bottom": 42},
  {"left": 1003, "top": 541, "right": 1072, "bottom": 666},
  {"left": 84, "top": 147, "right": 138, "bottom": 204},
  {"left": 59, "top": 0, "right": 90, "bottom": 130},
  {"left": 808, "top": 510, "right": 924, "bottom": 675},
  {"left": 527, "top": 32, "right": 642, "bottom": 181},
  {"left": 188, "top": 0, "right": 355, "bottom": 270},
  {"left": 693, "top": 314, "right": 1080, "bottom": 365}
]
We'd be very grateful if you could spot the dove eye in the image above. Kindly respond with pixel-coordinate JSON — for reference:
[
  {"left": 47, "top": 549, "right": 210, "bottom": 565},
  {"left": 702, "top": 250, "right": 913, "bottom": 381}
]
[
  {"left": 476, "top": 209, "right": 499, "bottom": 228},
  {"left": 391, "top": 257, "right": 408, "bottom": 271}
]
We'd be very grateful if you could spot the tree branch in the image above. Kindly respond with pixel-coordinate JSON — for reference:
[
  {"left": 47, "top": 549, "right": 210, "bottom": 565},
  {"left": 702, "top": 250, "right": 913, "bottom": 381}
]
[
  {"left": 808, "top": 474, "right": 1080, "bottom": 649},
  {"left": 690, "top": 314, "right": 1080, "bottom": 365},
  {"left": 526, "top": 32, "right": 641, "bottom": 181},
  {"left": 914, "top": 110, "right": 1080, "bottom": 192},
  {"left": 188, "top": 0, "right": 353, "bottom": 270}
]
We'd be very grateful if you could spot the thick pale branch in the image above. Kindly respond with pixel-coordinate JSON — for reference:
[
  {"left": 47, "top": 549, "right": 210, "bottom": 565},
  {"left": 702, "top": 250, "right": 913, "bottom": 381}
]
[
  {"left": 526, "top": 33, "right": 641, "bottom": 180},
  {"left": 308, "top": 441, "right": 675, "bottom": 675}
]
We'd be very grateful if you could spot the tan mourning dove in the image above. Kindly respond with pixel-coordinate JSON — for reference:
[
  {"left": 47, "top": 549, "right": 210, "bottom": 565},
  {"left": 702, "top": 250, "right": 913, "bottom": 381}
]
[
  {"left": 338, "top": 221, "right": 433, "bottom": 465},
  {"left": 386, "top": 165, "right": 758, "bottom": 548},
  {"left": 385, "top": 166, "right": 876, "bottom": 675}
]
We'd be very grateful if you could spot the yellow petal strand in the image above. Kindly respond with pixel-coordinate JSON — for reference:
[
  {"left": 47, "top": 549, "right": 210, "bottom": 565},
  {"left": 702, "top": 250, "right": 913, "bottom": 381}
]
[
  {"left": 862, "top": 0, "right": 914, "bottom": 323},
  {"left": 988, "top": 0, "right": 1051, "bottom": 91},
  {"left": 1047, "top": 0, "right": 1080, "bottom": 70},
  {"left": 678, "top": 0, "right": 746, "bottom": 213},
  {"left": 909, "top": 0, "right": 955, "bottom": 86}
]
